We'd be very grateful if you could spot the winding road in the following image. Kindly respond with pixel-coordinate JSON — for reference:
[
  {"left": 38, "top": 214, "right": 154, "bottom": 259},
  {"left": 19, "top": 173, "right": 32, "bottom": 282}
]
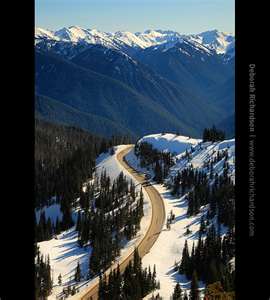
[{"left": 76, "top": 145, "right": 165, "bottom": 300}]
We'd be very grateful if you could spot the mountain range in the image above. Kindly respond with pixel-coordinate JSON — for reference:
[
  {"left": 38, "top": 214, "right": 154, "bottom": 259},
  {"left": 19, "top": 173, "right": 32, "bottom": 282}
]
[
  {"left": 35, "top": 26, "right": 235, "bottom": 138},
  {"left": 35, "top": 27, "right": 234, "bottom": 56}
]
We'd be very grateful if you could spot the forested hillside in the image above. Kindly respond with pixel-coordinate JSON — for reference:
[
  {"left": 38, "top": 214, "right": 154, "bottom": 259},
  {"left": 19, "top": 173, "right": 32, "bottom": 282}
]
[
  {"left": 35, "top": 119, "right": 131, "bottom": 208},
  {"left": 127, "top": 133, "right": 235, "bottom": 299},
  {"left": 35, "top": 120, "right": 151, "bottom": 299}
]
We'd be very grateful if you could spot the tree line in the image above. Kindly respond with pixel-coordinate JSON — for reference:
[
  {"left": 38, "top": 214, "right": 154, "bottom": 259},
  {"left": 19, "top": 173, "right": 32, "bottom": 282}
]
[
  {"left": 202, "top": 126, "right": 226, "bottom": 142},
  {"left": 35, "top": 119, "right": 133, "bottom": 239},
  {"left": 35, "top": 119, "right": 132, "bottom": 210},
  {"left": 35, "top": 120, "right": 133, "bottom": 298},
  {"left": 134, "top": 141, "right": 174, "bottom": 183},
  {"left": 77, "top": 171, "right": 144, "bottom": 278},
  {"left": 98, "top": 248, "right": 159, "bottom": 299},
  {"left": 179, "top": 226, "right": 235, "bottom": 290},
  {"left": 35, "top": 246, "right": 53, "bottom": 299}
]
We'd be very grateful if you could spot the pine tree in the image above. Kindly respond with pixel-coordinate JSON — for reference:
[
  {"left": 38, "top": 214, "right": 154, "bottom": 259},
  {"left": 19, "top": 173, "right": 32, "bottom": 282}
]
[
  {"left": 75, "top": 261, "right": 81, "bottom": 282},
  {"left": 71, "top": 285, "right": 76, "bottom": 295},
  {"left": 179, "top": 240, "right": 191, "bottom": 278},
  {"left": 172, "top": 282, "right": 183, "bottom": 300},
  {"left": 154, "top": 161, "right": 163, "bottom": 183},
  {"left": 58, "top": 273, "right": 62, "bottom": 285},
  {"left": 199, "top": 216, "right": 206, "bottom": 235},
  {"left": 55, "top": 216, "right": 61, "bottom": 234},
  {"left": 190, "top": 271, "right": 200, "bottom": 300},
  {"left": 76, "top": 211, "right": 81, "bottom": 232}
]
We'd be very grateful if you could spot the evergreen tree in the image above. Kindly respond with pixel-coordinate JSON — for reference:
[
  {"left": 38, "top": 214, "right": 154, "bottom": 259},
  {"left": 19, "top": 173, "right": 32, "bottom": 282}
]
[
  {"left": 172, "top": 282, "right": 183, "bottom": 300},
  {"left": 190, "top": 271, "right": 199, "bottom": 300},
  {"left": 199, "top": 216, "right": 206, "bottom": 235},
  {"left": 76, "top": 211, "right": 81, "bottom": 232},
  {"left": 179, "top": 240, "right": 191, "bottom": 278},
  {"left": 154, "top": 161, "right": 163, "bottom": 183},
  {"left": 75, "top": 261, "right": 81, "bottom": 282},
  {"left": 58, "top": 273, "right": 62, "bottom": 286}
]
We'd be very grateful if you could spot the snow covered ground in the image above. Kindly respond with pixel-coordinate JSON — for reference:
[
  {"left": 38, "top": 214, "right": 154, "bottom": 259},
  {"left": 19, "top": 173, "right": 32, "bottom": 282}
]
[
  {"left": 35, "top": 203, "right": 78, "bottom": 225},
  {"left": 139, "top": 133, "right": 201, "bottom": 155},
  {"left": 126, "top": 134, "right": 235, "bottom": 299},
  {"left": 38, "top": 145, "right": 152, "bottom": 300},
  {"left": 36, "top": 203, "right": 63, "bottom": 224},
  {"left": 39, "top": 227, "right": 92, "bottom": 300}
]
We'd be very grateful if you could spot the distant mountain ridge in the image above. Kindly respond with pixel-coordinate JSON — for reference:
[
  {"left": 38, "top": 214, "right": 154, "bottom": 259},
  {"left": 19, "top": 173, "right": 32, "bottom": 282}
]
[{"left": 35, "top": 26, "right": 234, "bottom": 57}]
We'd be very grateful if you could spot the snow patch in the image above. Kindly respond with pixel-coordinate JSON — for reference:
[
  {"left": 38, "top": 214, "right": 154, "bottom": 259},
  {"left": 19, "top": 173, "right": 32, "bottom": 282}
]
[{"left": 139, "top": 133, "right": 201, "bottom": 155}]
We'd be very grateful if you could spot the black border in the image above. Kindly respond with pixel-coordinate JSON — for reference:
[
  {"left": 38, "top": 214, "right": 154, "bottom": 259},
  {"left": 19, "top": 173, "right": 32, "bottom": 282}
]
[
  {"left": 2, "top": 0, "right": 35, "bottom": 299},
  {"left": 235, "top": 0, "right": 264, "bottom": 299}
]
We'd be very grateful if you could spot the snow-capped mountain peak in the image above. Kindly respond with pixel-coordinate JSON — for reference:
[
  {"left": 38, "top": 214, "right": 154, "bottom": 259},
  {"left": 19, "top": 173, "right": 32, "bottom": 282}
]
[
  {"left": 35, "top": 26, "right": 234, "bottom": 58},
  {"left": 113, "top": 31, "right": 150, "bottom": 48},
  {"left": 187, "top": 29, "right": 235, "bottom": 55},
  {"left": 35, "top": 27, "right": 58, "bottom": 40}
]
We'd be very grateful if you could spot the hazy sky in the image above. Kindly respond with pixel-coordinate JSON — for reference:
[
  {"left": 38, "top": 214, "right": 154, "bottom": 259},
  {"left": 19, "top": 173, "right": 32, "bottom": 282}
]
[{"left": 35, "top": 0, "right": 235, "bottom": 34}]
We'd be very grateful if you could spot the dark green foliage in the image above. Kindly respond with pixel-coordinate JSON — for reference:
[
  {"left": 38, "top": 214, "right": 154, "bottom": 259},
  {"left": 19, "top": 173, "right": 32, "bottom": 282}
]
[
  {"left": 171, "top": 168, "right": 209, "bottom": 217},
  {"left": 74, "top": 261, "right": 81, "bottom": 282},
  {"left": 171, "top": 167, "right": 208, "bottom": 199},
  {"left": 35, "top": 248, "right": 53, "bottom": 299},
  {"left": 135, "top": 142, "right": 174, "bottom": 184},
  {"left": 199, "top": 216, "right": 206, "bottom": 236},
  {"left": 98, "top": 249, "right": 159, "bottom": 299},
  {"left": 154, "top": 161, "right": 163, "bottom": 183},
  {"left": 190, "top": 271, "right": 199, "bottom": 300},
  {"left": 176, "top": 166, "right": 235, "bottom": 227},
  {"left": 36, "top": 212, "right": 54, "bottom": 242},
  {"left": 177, "top": 167, "right": 235, "bottom": 291},
  {"left": 179, "top": 240, "right": 192, "bottom": 279},
  {"left": 202, "top": 126, "right": 225, "bottom": 142},
  {"left": 172, "top": 282, "right": 183, "bottom": 300},
  {"left": 87, "top": 172, "right": 144, "bottom": 277},
  {"left": 35, "top": 120, "right": 132, "bottom": 241},
  {"left": 58, "top": 273, "right": 62, "bottom": 286},
  {"left": 179, "top": 228, "right": 235, "bottom": 291}
]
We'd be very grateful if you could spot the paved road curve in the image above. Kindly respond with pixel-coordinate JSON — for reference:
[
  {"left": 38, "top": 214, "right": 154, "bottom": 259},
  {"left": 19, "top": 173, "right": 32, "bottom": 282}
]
[{"left": 77, "top": 145, "right": 165, "bottom": 300}]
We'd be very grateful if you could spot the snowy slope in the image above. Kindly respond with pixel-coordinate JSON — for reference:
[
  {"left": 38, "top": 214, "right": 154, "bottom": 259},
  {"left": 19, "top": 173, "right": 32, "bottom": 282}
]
[
  {"left": 135, "top": 29, "right": 182, "bottom": 47},
  {"left": 186, "top": 29, "right": 235, "bottom": 55},
  {"left": 38, "top": 145, "right": 152, "bottom": 300},
  {"left": 35, "top": 27, "right": 59, "bottom": 40},
  {"left": 126, "top": 134, "right": 235, "bottom": 299},
  {"left": 35, "top": 203, "right": 78, "bottom": 225},
  {"left": 114, "top": 31, "right": 151, "bottom": 48},
  {"left": 172, "top": 139, "right": 235, "bottom": 184},
  {"left": 139, "top": 133, "right": 201, "bottom": 154},
  {"left": 35, "top": 203, "right": 63, "bottom": 224},
  {"left": 54, "top": 26, "right": 120, "bottom": 49},
  {"left": 39, "top": 227, "right": 92, "bottom": 300}
]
